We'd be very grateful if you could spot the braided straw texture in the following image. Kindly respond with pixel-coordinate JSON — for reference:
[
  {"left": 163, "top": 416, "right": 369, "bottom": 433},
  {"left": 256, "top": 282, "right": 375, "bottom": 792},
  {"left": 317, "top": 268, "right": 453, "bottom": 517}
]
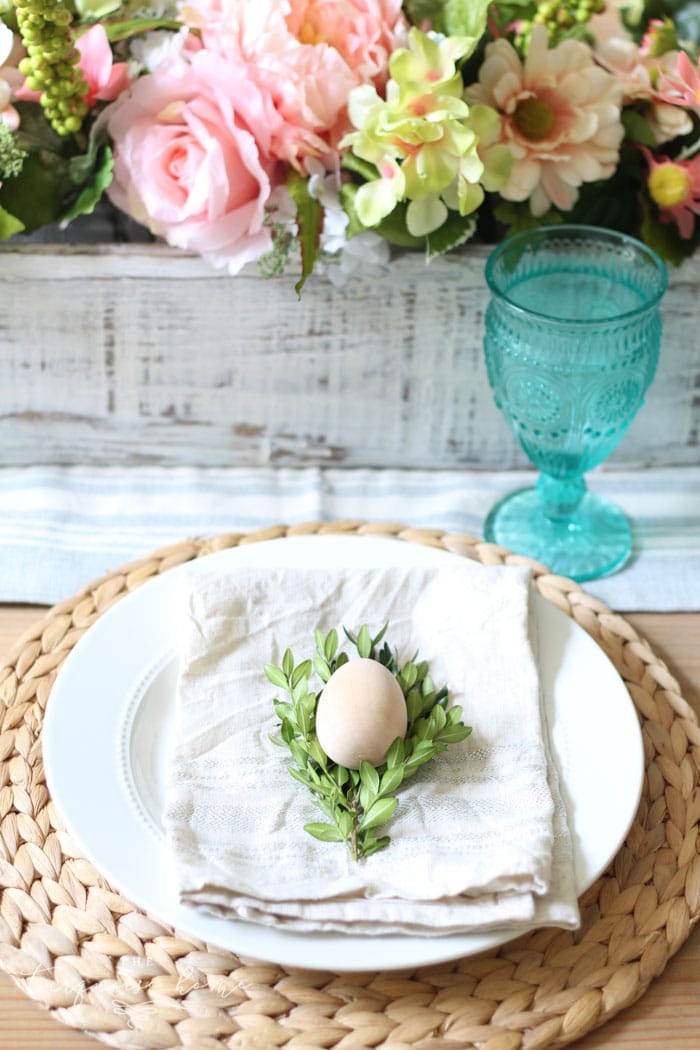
[{"left": 0, "top": 521, "right": 699, "bottom": 1050}]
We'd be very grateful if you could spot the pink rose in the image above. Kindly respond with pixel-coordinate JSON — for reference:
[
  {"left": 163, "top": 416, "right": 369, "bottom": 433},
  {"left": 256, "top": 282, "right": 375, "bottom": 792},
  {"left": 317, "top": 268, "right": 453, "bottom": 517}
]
[
  {"left": 101, "top": 51, "right": 283, "bottom": 274},
  {"left": 180, "top": 0, "right": 407, "bottom": 168}
]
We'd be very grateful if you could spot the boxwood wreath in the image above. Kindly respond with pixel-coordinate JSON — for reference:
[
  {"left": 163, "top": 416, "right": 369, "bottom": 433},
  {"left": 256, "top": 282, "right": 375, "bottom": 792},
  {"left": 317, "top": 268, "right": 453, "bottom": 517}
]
[{"left": 265, "top": 624, "right": 472, "bottom": 861}]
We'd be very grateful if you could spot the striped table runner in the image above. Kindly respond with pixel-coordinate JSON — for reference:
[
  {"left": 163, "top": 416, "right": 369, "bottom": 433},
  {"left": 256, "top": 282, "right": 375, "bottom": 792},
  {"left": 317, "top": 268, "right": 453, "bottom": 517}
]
[{"left": 0, "top": 465, "right": 697, "bottom": 611}]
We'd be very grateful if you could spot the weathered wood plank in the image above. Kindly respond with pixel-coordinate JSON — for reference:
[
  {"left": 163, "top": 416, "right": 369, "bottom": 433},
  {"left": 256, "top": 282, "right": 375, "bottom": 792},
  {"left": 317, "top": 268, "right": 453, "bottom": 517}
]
[{"left": 0, "top": 244, "right": 698, "bottom": 468}]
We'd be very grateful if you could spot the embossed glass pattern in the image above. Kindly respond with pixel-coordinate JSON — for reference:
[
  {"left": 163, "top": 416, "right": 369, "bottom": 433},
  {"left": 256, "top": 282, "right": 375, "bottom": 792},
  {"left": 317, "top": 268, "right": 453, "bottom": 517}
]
[{"left": 483, "top": 225, "right": 667, "bottom": 581}]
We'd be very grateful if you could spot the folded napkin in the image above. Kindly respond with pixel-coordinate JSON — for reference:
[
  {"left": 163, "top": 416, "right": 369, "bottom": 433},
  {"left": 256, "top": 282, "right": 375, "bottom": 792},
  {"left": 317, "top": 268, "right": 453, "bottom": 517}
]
[{"left": 162, "top": 562, "right": 580, "bottom": 936}]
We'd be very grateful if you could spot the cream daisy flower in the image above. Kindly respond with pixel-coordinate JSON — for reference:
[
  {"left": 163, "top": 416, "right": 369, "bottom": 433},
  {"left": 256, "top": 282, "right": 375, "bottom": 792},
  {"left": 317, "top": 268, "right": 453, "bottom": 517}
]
[{"left": 465, "top": 26, "right": 625, "bottom": 216}]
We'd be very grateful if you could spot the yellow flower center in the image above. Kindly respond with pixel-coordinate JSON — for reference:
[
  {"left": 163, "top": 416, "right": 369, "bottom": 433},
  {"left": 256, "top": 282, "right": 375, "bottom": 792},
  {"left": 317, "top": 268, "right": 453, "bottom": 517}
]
[
  {"left": 298, "top": 21, "right": 325, "bottom": 45},
  {"left": 513, "top": 97, "right": 556, "bottom": 141},
  {"left": 648, "top": 163, "right": 691, "bottom": 208}
]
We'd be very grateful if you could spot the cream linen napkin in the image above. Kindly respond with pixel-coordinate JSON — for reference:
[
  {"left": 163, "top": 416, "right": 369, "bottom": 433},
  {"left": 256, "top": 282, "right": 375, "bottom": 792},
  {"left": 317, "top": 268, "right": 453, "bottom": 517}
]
[{"left": 162, "top": 562, "right": 580, "bottom": 935}]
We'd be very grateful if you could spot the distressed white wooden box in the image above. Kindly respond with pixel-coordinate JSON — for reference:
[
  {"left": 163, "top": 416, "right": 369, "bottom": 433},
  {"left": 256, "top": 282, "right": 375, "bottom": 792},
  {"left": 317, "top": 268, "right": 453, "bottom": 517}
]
[{"left": 1, "top": 242, "right": 698, "bottom": 469}]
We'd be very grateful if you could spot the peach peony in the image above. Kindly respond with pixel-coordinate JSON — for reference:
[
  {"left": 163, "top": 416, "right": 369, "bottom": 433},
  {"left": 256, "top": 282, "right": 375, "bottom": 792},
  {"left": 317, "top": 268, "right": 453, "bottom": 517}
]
[
  {"left": 101, "top": 51, "right": 284, "bottom": 274},
  {"left": 465, "top": 26, "right": 624, "bottom": 216},
  {"left": 179, "top": 0, "right": 407, "bottom": 169}
]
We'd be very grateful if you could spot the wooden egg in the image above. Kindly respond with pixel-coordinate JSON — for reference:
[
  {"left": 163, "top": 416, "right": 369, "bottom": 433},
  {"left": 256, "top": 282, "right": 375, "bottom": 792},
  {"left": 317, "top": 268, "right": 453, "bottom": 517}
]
[{"left": 316, "top": 658, "right": 407, "bottom": 769}]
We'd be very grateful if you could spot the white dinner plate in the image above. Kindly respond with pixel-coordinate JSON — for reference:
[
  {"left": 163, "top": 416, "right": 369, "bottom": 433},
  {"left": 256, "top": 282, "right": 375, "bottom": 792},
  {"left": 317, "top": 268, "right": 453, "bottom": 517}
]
[{"left": 42, "top": 535, "right": 644, "bottom": 972}]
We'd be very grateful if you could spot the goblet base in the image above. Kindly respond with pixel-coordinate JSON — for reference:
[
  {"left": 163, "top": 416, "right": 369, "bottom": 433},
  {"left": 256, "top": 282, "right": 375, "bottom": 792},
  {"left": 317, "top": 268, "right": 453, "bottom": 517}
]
[{"left": 483, "top": 487, "right": 632, "bottom": 582}]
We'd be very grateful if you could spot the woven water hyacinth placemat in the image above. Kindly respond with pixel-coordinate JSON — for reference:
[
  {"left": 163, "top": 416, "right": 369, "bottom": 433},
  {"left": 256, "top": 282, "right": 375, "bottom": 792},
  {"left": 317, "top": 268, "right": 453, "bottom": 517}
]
[{"left": 0, "top": 520, "right": 699, "bottom": 1050}]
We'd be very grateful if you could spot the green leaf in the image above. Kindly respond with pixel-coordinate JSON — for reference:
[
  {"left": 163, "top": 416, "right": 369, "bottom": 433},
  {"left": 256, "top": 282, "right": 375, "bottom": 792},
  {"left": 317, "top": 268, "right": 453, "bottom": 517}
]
[
  {"left": 291, "top": 659, "right": 313, "bottom": 688},
  {"left": 288, "top": 766, "right": 314, "bottom": 789},
  {"left": 324, "top": 629, "right": 339, "bottom": 661},
  {"left": 282, "top": 649, "right": 294, "bottom": 678},
  {"left": 272, "top": 699, "right": 295, "bottom": 722},
  {"left": 357, "top": 624, "right": 372, "bottom": 659},
  {"left": 436, "top": 724, "right": 473, "bottom": 743},
  {"left": 0, "top": 203, "right": 24, "bottom": 240},
  {"left": 622, "top": 108, "right": 657, "bottom": 147},
  {"left": 386, "top": 737, "right": 405, "bottom": 768},
  {"left": 308, "top": 737, "right": 328, "bottom": 767},
  {"left": 406, "top": 689, "right": 423, "bottom": 723},
  {"left": 341, "top": 152, "right": 380, "bottom": 183},
  {"left": 264, "top": 664, "right": 288, "bottom": 689},
  {"left": 289, "top": 740, "right": 308, "bottom": 767},
  {"left": 380, "top": 765, "right": 404, "bottom": 794},
  {"left": 360, "top": 796, "right": 398, "bottom": 831},
  {"left": 0, "top": 152, "right": 65, "bottom": 233},
  {"left": 101, "top": 16, "right": 183, "bottom": 41},
  {"left": 333, "top": 765, "right": 350, "bottom": 788},
  {"left": 402, "top": 0, "right": 450, "bottom": 33},
  {"left": 286, "top": 169, "right": 322, "bottom": 297},
  {"left": 429, "top": 704, "right": 447, "bottom": 734},
  {"left": 359, "top": 760, "right": 380, "bottom": 795},
  {"left": 304, "top": 822, "right": 345, "bottom": 842},
  {"left": 399, "top": 662, "right": 419, "bottom": 691},
  {"left": 444, "top": 0, "right": 490, "bottom": 40},
  {"left": 361, "top": 834, "right": 391, "bottom": 857},
  {"left": 426, "top": 211, "right": 477, "bottom": 260},
  {"left": 314, "top": 655, "right": 332, "bottom": 683}
]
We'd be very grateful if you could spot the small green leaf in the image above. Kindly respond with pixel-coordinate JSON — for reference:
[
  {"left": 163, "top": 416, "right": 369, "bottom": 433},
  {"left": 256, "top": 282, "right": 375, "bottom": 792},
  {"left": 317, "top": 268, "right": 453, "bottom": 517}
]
[
  {"left": 101, "top": 15, "right": 182, "bottom": 40},
  {"left": 291, "top": 659, "right": 313, "bottom": 688},
  {"left": 314, "top": 655, "right": 331, "bottom": 683},
  {"left": 357, "top": 624, "right": 372, "bottom": 658},
  {"left": 622, "top": 107, "right": 657, "bottom": 147},
  {"left": 406, "top": 690, "right": 423, "bottom": 722},
  {"left": 324, "top": 628, "right": 339, "bottom": 661},
  {"left": 359, "top": 760, "right": 380, "bottom": 795},
  {"left": 282, "top": 649, "right": 294, "bottom": 678},
  {"left": 288, "top": 766, "right": 313, "bottom": 789},
  {"left": 444, "top": 0, "right": 489, "bottom": 39},
  {"left": 361, "top": 796, "right": 398, "bottom": 831},
  {"left": 436, "top": 724, "right": 473, "bottom": 743},
  {"left": 399, "top": 662, "right": 419, "bottom": 691},
  {"left": 361, "top": 834, "right": 391, "bottom": 857},
  {"left": 308, "top": 737, "right": 328, "bottom": 767},
  {"left": 272, "top": 699, "right": 296, "bottom": 724},
  {"left": 386, "top": 737, "right": 405, "bottom": 768},
  {"left": 380, "top": 765, "right": 404, "bottom": 794},
  {"left": 287, "top": 168, "right": 322, "bottom": 297},
  {"left": 304, "top": 822, "right": 345, "bottom": 842},
  {"left": 0, "top": 203, "right": 24, "bottom": 240},
  {"left": 289, "top": 741, "right": 308, "bottom": 767},
  {"left": 265, "top": 664, "right": 288, "bottom": 689},
  {"left": 333, "top": 765, "right": 350, "bottom": 788}
]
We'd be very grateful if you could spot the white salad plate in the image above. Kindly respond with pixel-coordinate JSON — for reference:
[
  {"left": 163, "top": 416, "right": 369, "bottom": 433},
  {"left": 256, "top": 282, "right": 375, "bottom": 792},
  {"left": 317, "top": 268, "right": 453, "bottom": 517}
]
[{"left": 43, "top": 534, "right": 644, "bottom": 972}]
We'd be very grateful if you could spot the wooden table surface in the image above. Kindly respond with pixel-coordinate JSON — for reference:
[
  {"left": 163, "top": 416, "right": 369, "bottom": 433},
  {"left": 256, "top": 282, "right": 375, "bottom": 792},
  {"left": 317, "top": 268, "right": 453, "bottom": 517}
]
[{"left": 0, "top": 604, "right": 698, "bottom": 1050}]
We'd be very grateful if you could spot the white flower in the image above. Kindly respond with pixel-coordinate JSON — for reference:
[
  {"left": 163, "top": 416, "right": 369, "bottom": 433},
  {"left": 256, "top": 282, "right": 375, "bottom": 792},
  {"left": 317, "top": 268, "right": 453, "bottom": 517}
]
[
  {"left": 129, "top": 27, "right": 189, "bottom": 72},
  {"left": 306, "top": 161, "right": 390, "bottom": 285},
  {"left": 465, "top": 25, "right": 625, "bottom": 216}
]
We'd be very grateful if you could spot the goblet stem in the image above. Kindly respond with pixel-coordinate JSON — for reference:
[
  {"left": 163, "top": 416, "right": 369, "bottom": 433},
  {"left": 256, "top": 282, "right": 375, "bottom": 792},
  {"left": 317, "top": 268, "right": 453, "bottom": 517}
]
[{"left": 536, "top": 474, "right": 586, "bottom": 522}]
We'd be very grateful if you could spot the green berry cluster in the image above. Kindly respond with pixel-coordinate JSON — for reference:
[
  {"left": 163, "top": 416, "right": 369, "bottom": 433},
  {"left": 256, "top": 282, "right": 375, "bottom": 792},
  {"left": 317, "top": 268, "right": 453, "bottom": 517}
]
[
  {"left": 515, "top": 0, "right": 605, "bottom": 48},
  {"left": 16, "top": 0, "right": 88, "bottom": 136}
]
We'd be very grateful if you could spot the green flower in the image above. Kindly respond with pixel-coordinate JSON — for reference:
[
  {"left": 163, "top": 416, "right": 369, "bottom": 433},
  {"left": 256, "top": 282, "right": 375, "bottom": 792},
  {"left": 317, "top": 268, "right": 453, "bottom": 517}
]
[{"left": 341, "top": 28, "right": 512, "bottom": 239}]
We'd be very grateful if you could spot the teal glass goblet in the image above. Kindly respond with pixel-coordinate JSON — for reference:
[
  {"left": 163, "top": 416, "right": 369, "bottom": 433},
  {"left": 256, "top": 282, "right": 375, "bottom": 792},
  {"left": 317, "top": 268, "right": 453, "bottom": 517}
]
[{"left": 483, "top": 225, "right": 667, "bottom": 582}]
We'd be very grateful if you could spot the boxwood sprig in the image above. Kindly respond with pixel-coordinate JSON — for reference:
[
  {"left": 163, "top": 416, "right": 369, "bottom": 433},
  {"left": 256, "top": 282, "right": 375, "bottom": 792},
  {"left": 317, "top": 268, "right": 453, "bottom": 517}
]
[{"left": 264, "top": 624, "right": 472, "bottom": 861}]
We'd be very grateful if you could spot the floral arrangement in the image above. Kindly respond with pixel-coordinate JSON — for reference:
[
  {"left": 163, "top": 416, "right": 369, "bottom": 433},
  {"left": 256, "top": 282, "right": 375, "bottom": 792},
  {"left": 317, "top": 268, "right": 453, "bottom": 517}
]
[{"left": 0, "top": 0, "right": 699, "bottom": 288}]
